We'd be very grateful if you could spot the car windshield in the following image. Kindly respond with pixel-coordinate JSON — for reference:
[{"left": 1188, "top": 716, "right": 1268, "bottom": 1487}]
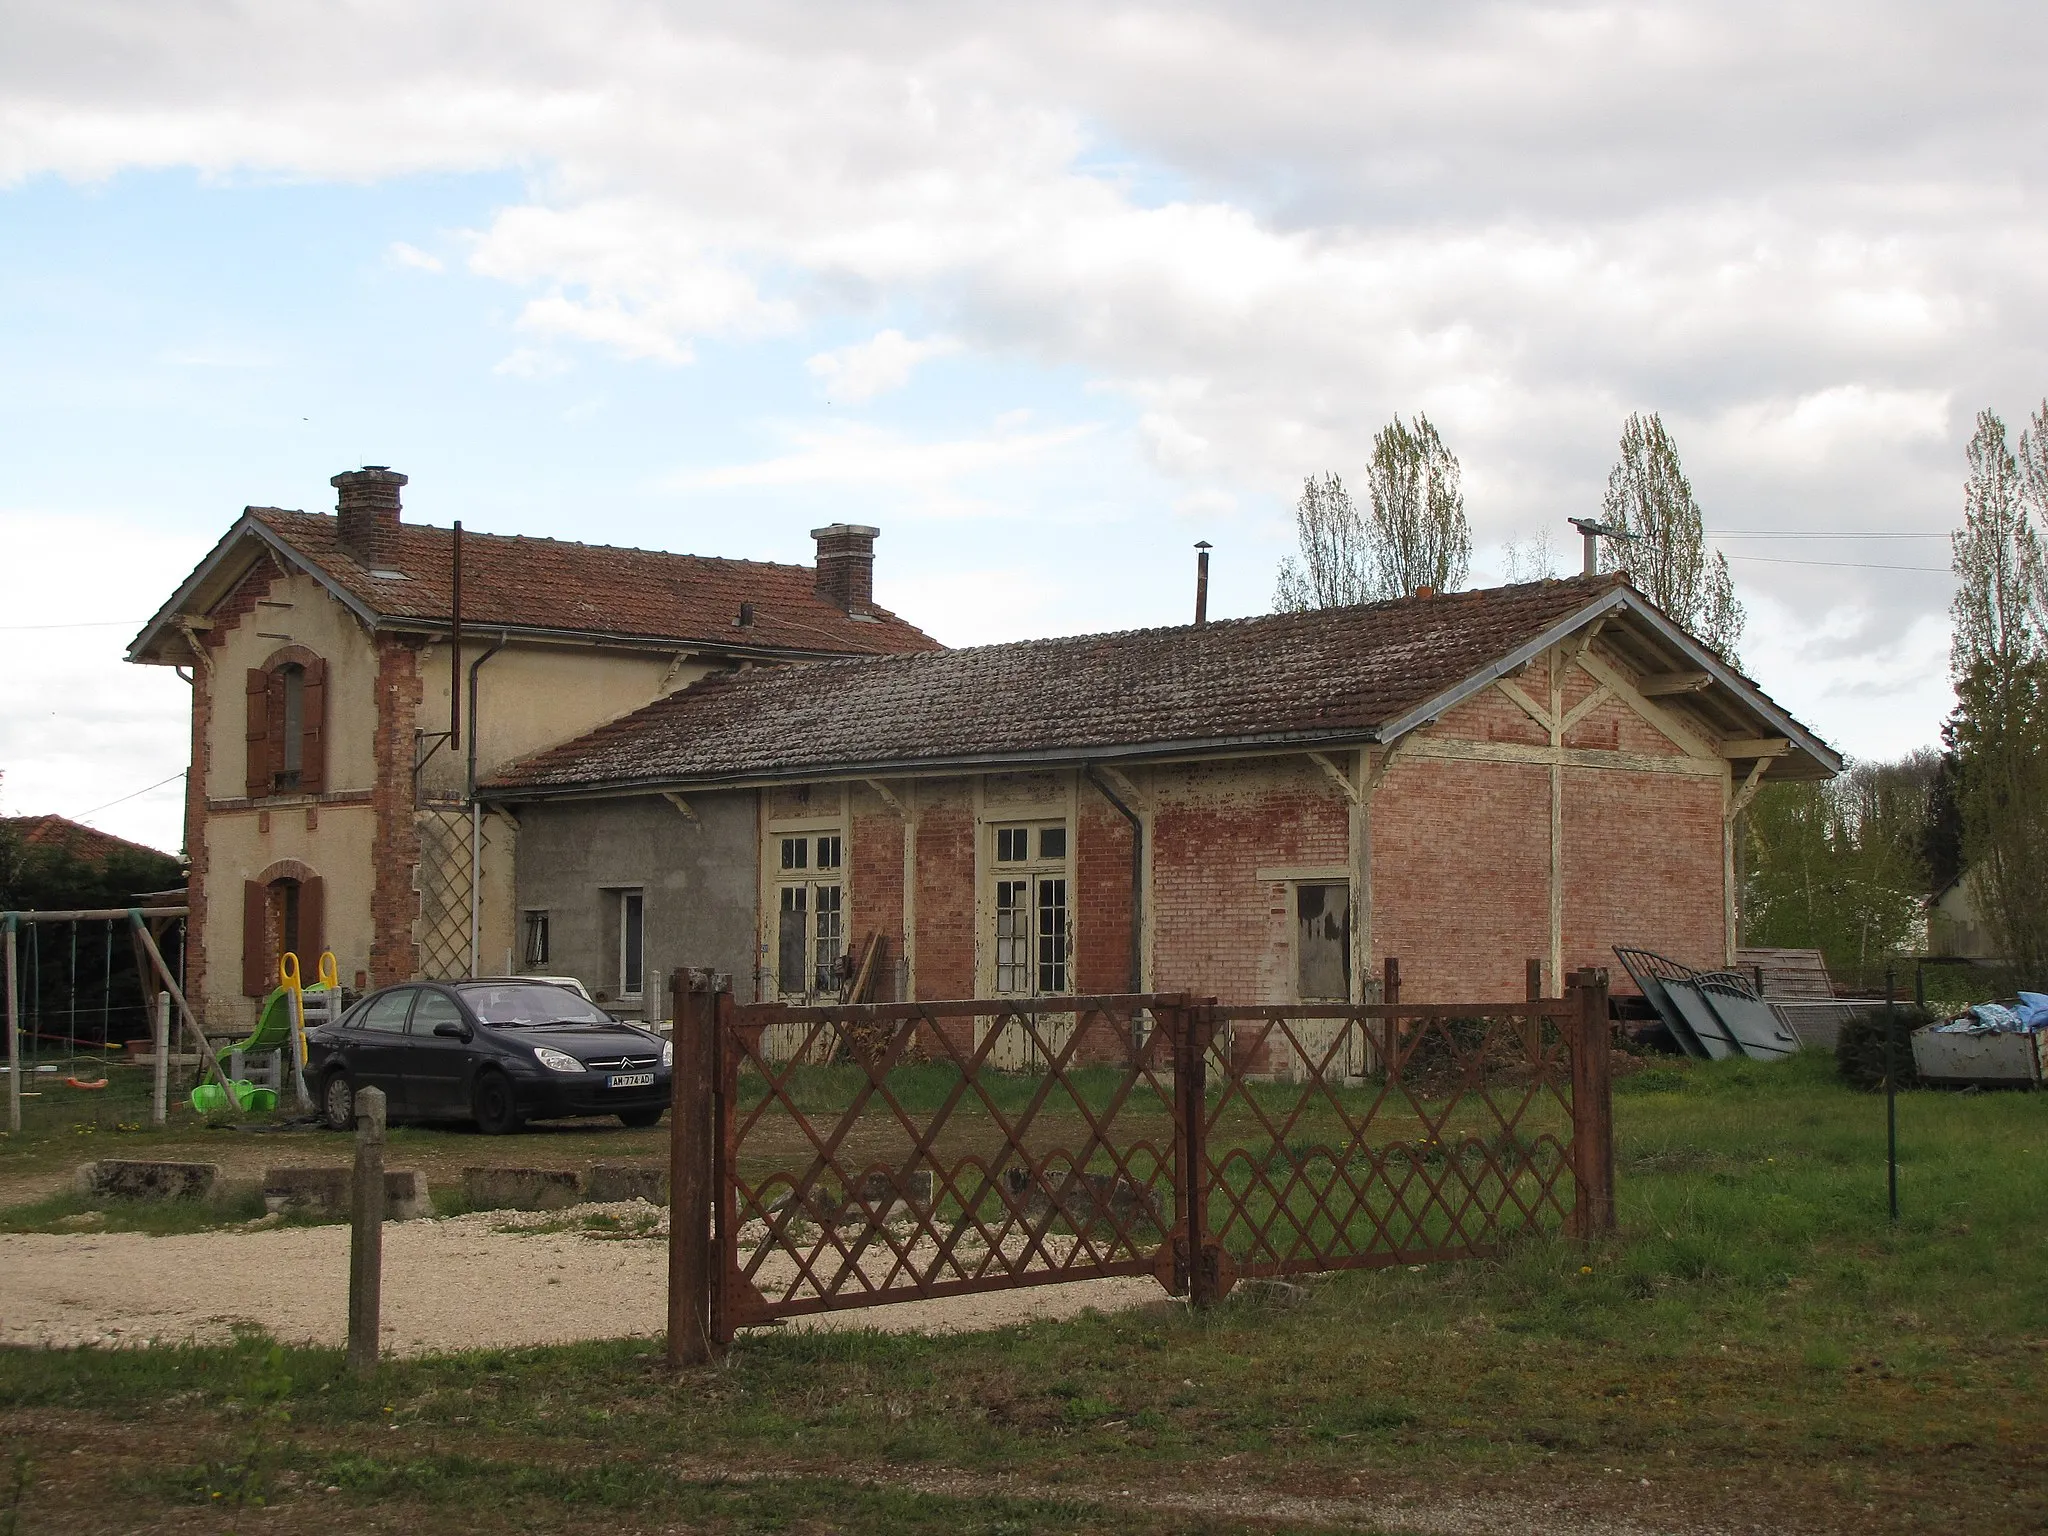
[{"left": 458, "top": 982, "right": 615, "bottom": 1028}]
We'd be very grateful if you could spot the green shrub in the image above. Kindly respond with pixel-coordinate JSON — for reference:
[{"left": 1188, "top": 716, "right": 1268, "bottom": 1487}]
[{"left": 1834, "top": 1003, "right": 1931, "bottom": 1091}]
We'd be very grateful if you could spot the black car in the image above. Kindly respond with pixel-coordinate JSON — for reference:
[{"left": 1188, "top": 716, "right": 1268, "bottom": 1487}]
[{"left": 309, "top": 979, "right": 671, "bottom": 1134}]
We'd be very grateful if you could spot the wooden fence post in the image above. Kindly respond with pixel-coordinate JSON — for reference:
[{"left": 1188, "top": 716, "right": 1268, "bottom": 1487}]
[
  {"left": 1566, "top": 968, "right": 1616, "bottom": 1238},
  {"left": 1527, "top": 957, "right": 1543, "bottom": 1001},
  {"left": 1173, "top": 1001, "right": 1212, "bottom": 1304},
  {"left": 152, "top": 991, "right": 170, "bottom": 1127},
  {"left": 669, "top": 968, "right": 719, "bottom": 1368},
  {"left": 348, "top": 1085, "right": 386, "bottom": 1376},
  {"left": 5, "top": 916, "right": 19, "bottom": 1136}
]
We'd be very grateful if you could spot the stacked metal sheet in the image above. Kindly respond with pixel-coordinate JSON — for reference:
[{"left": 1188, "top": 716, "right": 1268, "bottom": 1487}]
[{"left": 1613, "top": 947, "right": 1803, "bottom": 1062}]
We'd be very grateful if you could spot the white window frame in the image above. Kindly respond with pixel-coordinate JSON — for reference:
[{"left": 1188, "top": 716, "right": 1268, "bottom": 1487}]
[
  {"left": 615, "top": 887, "right": 645, "bottom": 1001},
  {"left": 987, "top": 817, "right": 1072, "bottom": 999},
  {"left": 765, "top": 817, "right": 848, "bottom": 1001}
]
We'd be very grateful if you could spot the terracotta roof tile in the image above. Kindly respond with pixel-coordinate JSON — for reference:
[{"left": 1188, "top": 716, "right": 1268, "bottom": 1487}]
[
  {"left": 245, "top": 509, "right": 941, "bottom": 657},
  {"left": 3, "top": 815, "right": 178, "bottom": 865},
  {"left": 488, "top": 576, "right": 1633, "bottom": 792}
]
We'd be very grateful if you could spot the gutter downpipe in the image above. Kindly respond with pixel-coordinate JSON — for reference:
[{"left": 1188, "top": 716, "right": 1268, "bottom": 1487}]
[
  {"left": 1084, "top": 765, "right": 1144, "bottom": 994},
  {"left": 466, "top": 633, "right": 507, "bottom": 979}
]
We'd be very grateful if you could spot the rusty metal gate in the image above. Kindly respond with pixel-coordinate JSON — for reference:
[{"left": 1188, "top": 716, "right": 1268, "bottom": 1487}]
[{"left": 664, "top": 966, "right": 1614, "bottom": 1361}]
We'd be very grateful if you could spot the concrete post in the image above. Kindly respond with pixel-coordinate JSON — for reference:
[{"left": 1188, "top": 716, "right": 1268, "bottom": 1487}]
[
  {"left": 348, "top": 1086, "right": 387, "bottom": 1376},
  {"left": 5, "top": 917, "right": 18, "bottom": 1135}
]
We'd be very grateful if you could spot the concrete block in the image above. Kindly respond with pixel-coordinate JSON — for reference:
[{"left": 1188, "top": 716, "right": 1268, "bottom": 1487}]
[
  {"left": 262, "top": 1166, "right": 433, "bottom": 1220},
  {"left": 585, "top": 1163, "right": 667, "bottom": 1205},
  {"left": 462, "top": 1166, "right": 582, "bottom": 1211},
  {"left": 75, "top": 1160, "right": 220, "bottom": 1202}
]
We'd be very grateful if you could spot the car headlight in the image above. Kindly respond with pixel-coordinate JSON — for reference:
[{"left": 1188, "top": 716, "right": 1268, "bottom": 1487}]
[
  {"left": 661, "top": 1039, "right": 673, "bottom": 1069},
  {"left": 534, "top": 1046, "right": 584, "bottom": 1074}
]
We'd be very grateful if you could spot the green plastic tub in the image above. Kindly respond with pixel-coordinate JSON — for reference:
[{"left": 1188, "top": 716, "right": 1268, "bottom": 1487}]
[{"left": 189, "top": 1080, "right": 279, "bottom": 1114}]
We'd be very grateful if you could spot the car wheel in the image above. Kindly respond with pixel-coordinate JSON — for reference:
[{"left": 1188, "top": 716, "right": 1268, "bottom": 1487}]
[
  {"left": 473, "top": 1069, "right": 522, "bottom": 1135},
  {"left": 320, "top": 1072, "right": 356, "bottom": 1132},
  {"left": 618, "top": 1107, "right": 664, "bottom": 1129}
]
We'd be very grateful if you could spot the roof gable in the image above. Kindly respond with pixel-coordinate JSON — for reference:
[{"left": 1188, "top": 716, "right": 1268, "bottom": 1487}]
[{"left": 488, "top": 575, "right": 1833, "bottom": 796}]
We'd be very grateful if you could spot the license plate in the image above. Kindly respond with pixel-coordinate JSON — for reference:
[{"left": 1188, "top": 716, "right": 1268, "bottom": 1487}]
[{"left": 608, "top": 1072, "right": 654, "bottom": 1089}]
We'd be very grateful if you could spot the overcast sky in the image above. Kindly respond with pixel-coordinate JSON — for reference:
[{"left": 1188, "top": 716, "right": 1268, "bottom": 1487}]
[{"left": 4, "top": 1, "right": 2043, "bottom": 855}]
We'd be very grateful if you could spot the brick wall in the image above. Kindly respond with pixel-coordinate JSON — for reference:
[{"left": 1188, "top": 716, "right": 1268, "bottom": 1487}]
[
  {"left": 1370, "top": 753, "right": 1551, "bottom": 1001},
  {"left": 1563, "top": 765, "right": 1725, "bottom": 976},
  {"left": 369, "top": 636, "right": 423, "bottom": 986},
  {"left": 1150, "top": 758, "right": 1350, "bottom": 1002},
  {"left": 1074, "top": 801, "right": 1134, "bottom": 994},
  {"left": 910, "top": 784, "right": 976, "bottom": 1002},
  {"left": 849, "top": 787, "right": 905, "bottom": 1002}
]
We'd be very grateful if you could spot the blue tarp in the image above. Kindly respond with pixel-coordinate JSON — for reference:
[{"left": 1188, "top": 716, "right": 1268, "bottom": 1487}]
[{"left": 1932, "top": 993, "right": 2048, "bottom": 1034}]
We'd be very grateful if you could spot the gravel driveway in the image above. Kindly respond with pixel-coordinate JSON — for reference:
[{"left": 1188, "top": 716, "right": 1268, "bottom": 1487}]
[{"left": 0, "top": 1207, "right": 1162, "bottom": 1355}]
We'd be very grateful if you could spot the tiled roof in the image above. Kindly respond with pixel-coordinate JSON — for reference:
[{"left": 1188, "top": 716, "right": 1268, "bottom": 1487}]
[
  {"left": 243, "top": 509, "right": 942, "bottom": 656},
  {"left": 3, "top": 815, "right": 178, "bottom": 865},
  {"left": 488, "top": 576, "right": 1635, "bottom": 792}
]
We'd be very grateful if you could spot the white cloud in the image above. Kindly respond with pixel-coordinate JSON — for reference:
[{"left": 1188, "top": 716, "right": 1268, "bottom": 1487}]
[
  {"left": 806, "top": 330, "right": 959, "bottom": 402},
  {"left": 386, "top": 240, "right": 445, "bottom": 273},
  {"left": 5, "top": 1, "right": 2046, "bottom": 756},
  {"left": 493, "top": 346, "right": 572, "bottom": 379},
  {"left": 682, "top": 416, "right": 1098, "bottom": 501}
]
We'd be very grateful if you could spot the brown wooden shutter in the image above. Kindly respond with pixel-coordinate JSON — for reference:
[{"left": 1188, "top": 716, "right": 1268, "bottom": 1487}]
[
  {"left": 244, "top": 670, "right": 270, "bottom": 798},
  {"left": 265, "top": 670, "right": 288, "bottom": 787},
  {"left": 299, "top": 658, "right": 328, "bottom": 793},
  {"left": 297, "top": 876, "right": 325, "bottom": 978},
  {"left": 242, "top": 880, "right": 270, "bottom": 996}
]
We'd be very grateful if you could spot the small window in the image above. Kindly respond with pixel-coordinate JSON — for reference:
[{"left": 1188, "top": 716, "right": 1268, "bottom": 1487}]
[
  {"left": 996, "top": 826, "right": 1028, "bottom": 863},
  {"left": 1296, "top": 884, "right": 1350, "bottom": 1001},
  {"left": 522, "top": 910, "right": 550, "bottom": 968},
  {"left": 409, "top": 990, "right": 465, "bottom": 1035},
  {"left": 359, "top": 989, "right": 414, "bottom": 1034},
  {"left": 619, "top": 889, "right": 645, "bottom": 998},
  {"left": 278, "top": 664, "right": 305, "bottom": 786},
  {"left": 813, "top": 884, "right": 843, "bottom": 991},
  {"left": 1038, "top": 826, "right": 1067, "bottom": 861},
  {"left": 777, "top": 885, "right": 809, "bottom": 995},
  {"left": 781, "top": 837, "right": 808, "bottom": 871},
  {"left": 816, "top": 835, "right": 842, "bottom": 871}
]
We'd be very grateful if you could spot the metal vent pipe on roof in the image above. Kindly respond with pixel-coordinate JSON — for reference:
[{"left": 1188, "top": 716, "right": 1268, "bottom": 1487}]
[{"left": 1194, "top": 541, "right": 1212, "bottom": 625}]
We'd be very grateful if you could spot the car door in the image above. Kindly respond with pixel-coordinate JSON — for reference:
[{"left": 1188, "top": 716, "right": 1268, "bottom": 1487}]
[
  {"left": 348, "top": 987, "right": 417, "bottom": 1113},
  {"left": 402, "top": 987, "right": 476, "bottom": 1120}
]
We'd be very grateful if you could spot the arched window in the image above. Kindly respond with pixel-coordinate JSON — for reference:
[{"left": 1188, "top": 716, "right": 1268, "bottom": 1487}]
[{"left": 244, "top": 655, "right": 327, "bottom": 798}]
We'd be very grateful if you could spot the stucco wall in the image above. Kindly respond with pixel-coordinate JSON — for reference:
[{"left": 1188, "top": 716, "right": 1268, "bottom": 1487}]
[{"left": 511, "top": 791, "right": 757, "bottom": 1021}]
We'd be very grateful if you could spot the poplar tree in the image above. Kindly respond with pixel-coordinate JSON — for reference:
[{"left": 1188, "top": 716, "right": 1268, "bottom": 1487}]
[
  {"left": 1362, "top": 413, "right": 1470, "bottom": 599},
  {"left": 1597, "top": 412, "right": 1744, "bottom": 660},
  {"left": 1947, "top": 403, "right": 2048, "bottom": 975},
  {"left": 1273, "top": 414, "right": 1471, "bottom": 611},
  {"left": 1273, "top": 472, "right": 1370, "bottom": 611}
]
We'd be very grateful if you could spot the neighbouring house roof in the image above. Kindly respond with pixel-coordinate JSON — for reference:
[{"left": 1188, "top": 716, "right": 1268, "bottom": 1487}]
[
  {"left": 128, "top": 509, "right": 942, "bottom": 665},
  {"left": 2, "top": 815, "right": 178, "bottom": 867},
  {"left": 485, "top": 574, "right": 1841, "bottom": 798}
]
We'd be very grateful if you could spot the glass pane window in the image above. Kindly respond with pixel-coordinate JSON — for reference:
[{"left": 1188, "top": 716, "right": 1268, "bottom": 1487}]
[
  {"left": 279, "top": 664, "right": 304, "bottom": 779},
  {"left": 996, "top": 827, "right": 1028, "bottom": 863},
  {"left": 995, "top": 880, "right": 1030, "bottom": 993},
  {"left": 816, "top": 835, "right": 842, "bottom": 871},
  {"left": 521, "top": 910, "right": 550, "bottom": 968},
  {"left": 1038, "top": 826, "right": 1067, "bottom": 860},
  {"left": 777, "top": 886, "right": 808, "bottom": 996},
  {"left": 620, "top": 889, "right": 645, "bottom": 997},
  {"left": 409, "top": 990, "right": 465, "bottom": 1035},
  {"left": 812, "top": 884, "right": 843, "bottom": 992},
  {"left": 1296, "top": 883, "right": 1350, "bottom": 1001},
  {"left": 1036, "top": 877, "right": 1069, "bottom": 994},
  {"left": 360, "top": 989, "right": 414, "bottom": 1034},
  {"left": 780, "top": 837, "right": 807, "bottom": 871}
]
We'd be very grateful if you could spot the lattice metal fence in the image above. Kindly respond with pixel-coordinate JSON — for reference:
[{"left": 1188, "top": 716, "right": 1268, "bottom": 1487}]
[
  {"left": 665, "top": 968, "right": 1615, "bottom": 1353},
  {"left": 414, "top": 809, "right": 475, "bottom": 981}
]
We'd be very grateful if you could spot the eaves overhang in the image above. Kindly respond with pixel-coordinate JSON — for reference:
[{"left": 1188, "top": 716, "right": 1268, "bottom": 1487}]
[
  {"left": 126, "top": 514, "right": 379, "bottom": 665},
  {"left": 477, "top": 725, "right": 1389, "bottom": 805}
]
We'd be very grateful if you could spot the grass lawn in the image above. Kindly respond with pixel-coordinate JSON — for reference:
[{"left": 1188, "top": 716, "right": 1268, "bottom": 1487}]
[{"left": 3, "top": 1050, "right": 2045, "bottom": 1533}]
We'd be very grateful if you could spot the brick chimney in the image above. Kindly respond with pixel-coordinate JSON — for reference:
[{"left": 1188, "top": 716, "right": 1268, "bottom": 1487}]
[
  {"left": 811, "top": 523, "right": 879, "bottom": 614},
  {"left": 333, "top": 466, "right": 408, "bottom": 566}
]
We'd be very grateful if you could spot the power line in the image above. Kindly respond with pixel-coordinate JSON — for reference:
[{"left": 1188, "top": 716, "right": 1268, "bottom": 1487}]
[
  {"left": 1707, "top": 530, "right": 1946, "bottom": 539},
  {"left": 0, "top": 620, "right": 149, "bottom": 631},
  {"left": 1721, "top": 554, "right": 1950, "bottom": 573},
  {"left": 68, "top": 770, "right": 187, "bottom": 822}
]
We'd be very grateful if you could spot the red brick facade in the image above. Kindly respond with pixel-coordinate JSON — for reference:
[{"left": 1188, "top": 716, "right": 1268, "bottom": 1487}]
[{"left": 369, "top": 636, "right": 424, "bottom": 988}]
